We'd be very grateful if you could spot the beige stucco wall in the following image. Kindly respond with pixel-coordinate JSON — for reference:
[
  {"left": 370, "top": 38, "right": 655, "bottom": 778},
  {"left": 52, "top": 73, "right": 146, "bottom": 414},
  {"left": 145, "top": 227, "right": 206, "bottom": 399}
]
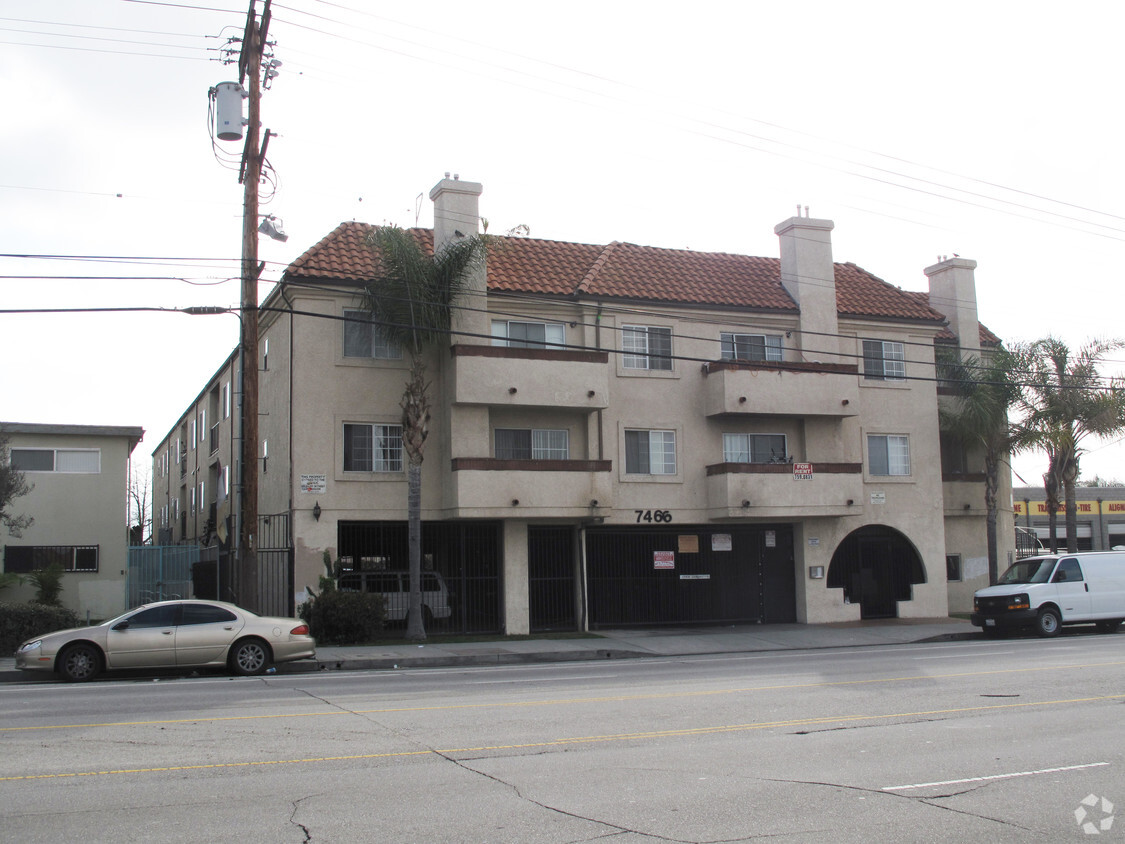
[{"left": 5, "top": 429, "right": 139, "bottom": 619}]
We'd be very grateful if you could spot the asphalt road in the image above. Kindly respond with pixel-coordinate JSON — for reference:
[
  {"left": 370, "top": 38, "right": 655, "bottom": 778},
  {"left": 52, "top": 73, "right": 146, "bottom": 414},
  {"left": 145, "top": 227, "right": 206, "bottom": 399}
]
[{"left": 3, "top": 633, "right": 1124, "bottom": 842}]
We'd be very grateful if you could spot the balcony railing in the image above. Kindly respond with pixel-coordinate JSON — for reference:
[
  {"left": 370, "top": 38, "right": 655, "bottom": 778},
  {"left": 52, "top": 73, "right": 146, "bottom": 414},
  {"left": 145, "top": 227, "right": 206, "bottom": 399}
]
[
  {"left": 705, "top": 461, "right": 863, "bottom": 518},
  {"left": 449, "top": 457, "right": 613, "bottom": 514},
  {"left": 701, "top": 359, "right": 859, "bottom": 417},
  {"left": 450, "top": 344, "right": 609, "bottom": 409}
]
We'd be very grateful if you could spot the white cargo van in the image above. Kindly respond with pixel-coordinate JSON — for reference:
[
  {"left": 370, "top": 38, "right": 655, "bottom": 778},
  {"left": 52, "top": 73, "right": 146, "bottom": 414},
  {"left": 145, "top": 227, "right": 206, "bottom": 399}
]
[
  {"left": 337, "top": 570, "right": 452, "bottom": 625},
  {"left": 971, "top": 551, "right": 1125, "bottom": 637}
]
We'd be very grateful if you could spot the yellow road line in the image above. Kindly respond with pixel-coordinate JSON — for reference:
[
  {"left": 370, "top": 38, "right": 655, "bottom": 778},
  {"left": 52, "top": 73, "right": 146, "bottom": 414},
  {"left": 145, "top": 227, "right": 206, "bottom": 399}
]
[
  {"left": 4, "top": 659, "right": 1125, "bottom": 733},
  {"left": 2, "top": 693, "right": 1122, "bottom": 783}
]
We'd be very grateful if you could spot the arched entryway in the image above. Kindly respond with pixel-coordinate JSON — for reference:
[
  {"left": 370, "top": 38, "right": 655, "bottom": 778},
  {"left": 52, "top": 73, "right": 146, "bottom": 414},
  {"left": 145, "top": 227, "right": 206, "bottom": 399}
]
[{"left": 827, "top": 525, "right": 926, "bottom": 619}]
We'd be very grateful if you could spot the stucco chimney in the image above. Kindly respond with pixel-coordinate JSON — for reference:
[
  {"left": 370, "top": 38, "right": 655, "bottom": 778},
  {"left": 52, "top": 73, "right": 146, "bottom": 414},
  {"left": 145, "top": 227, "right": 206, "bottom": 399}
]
[
  {"left": 774, "top": 215, "right": 839, "bottom": 359},
  {"left": 429, "top": 174, "right": 486, "bottom": 344},
  {"left": 924, "top": 257, "right": 980, "bottom": 357},
  {"left": 430, "top": 174, "right": 483, "bottom": 249}
]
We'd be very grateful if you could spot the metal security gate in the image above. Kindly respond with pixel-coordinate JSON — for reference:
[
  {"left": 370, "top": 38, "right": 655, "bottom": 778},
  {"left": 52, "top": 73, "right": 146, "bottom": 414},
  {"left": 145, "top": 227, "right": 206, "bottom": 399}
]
[
  {"left": 529, "top": 526, "right": 577, "bottom": 632},
  {"left": 585, "top": 525, "right": 795, "bottom": 628},
  {"left": 127, "top": 546, "right": 200, "bottom": 609},
  {"left": 258, "top": 512, "right": 294, "bottom": 618},
  {"left": 338, "top": 521, "right": 502, "bottom": 635}
]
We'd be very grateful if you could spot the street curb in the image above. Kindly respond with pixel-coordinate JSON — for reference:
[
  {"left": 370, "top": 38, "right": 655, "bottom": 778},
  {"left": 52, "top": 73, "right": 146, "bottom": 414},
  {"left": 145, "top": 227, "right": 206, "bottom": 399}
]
[{"left": 282, "top": 648, "right": 646, "bottom": 674}]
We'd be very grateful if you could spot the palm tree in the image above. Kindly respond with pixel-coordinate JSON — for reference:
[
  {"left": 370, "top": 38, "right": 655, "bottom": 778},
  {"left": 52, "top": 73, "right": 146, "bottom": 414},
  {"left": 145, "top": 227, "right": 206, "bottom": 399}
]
[
  {"left": 938, "top": 345, "right": 1027, "bottom": 584},
  {"left": 362, "top": 226, "right": 487, "bottom": 641},
  {"left": 1020, "top": 337, "right": 1125, "bottom": 554}
]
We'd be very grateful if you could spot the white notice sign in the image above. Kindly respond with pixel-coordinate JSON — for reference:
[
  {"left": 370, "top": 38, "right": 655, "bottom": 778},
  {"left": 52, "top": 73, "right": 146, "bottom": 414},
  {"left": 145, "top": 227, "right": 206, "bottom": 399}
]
[
  {"left": 300, "top": 474, "right": 327, "bottom": 494},
  {"left": 654, "top": 551, "right": 675, "bottom": 570}
]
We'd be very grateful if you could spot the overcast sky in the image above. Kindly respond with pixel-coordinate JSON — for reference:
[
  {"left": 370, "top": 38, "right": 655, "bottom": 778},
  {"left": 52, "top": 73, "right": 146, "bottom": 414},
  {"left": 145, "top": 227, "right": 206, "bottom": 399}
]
[{"left": 2, "top": 0, "right": 1124, "bottom": 486}]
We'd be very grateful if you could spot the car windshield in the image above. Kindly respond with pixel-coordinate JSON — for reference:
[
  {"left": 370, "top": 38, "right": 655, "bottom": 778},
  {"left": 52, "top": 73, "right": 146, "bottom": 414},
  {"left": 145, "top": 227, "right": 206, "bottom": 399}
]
[{"left": 997, "top": 557, "right": 1058, "bottom": 585}]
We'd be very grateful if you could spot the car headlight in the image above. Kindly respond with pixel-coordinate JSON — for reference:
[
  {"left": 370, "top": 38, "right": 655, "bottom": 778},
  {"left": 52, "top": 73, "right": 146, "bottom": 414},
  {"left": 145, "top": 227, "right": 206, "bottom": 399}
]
[
  {"left": 19, "top": 640, "right": 43, "bottom": 652},
  {"left": 1007, "top": 594, "right": 1030, "bottom": 611}
]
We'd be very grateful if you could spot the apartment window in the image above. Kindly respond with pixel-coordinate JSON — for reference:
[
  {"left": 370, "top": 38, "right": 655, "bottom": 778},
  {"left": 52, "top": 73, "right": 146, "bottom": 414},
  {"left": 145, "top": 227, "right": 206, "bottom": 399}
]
[
  {"left": 868, "top": 434, "right": 911, "bottom": 476},
  {"left": 262, "top": 439, "right": 268, "bottom": 474},
  {"left": 946, "top": 554, "right": 962, "bottom": 582},
  {"left": 160, "top": 505, "right": 168, "bottom": 527},
  {"left": 172, "top": 497, "right": 180, "bottom": 519},
  {"left": 222, "top": 464, "right": 230, "bottom": 499},
  {"left": 263, "top": 338, "right": 269, "bottom": 371},
  {"left": 4, "top": 545, "right": 98, "bottom": 573},
  {"left": 494, "top": 428, "right": 569, "bottom": 460},
  {"left": 625, "top": 429, "right": 676, "bottom": 475},
  {"left": 198, "top": 411, "right": 206, "bottom": 443},
  {"left": 491, "top": 320, "right": 565, "bottom": 350},
  {"left": 343, "top": 309, "right": 402, "bottom": 359},
  {"left": 344, "top": 423, "right": 404, "bottom": 472},
  {"left": 722, "top": 433, "right": 788, "bottom": 464},
  {"left": 189, "top": 419, "right": 197, "bottom": 449},
  {"left": 863, "top": 340, "right": 906, "bottom": 381},
  {"left": 190, "top": 486, "right": 196, "bottom": 516},
  {"left": 10, "top": 448, "right": 100, "bottom": 474},
  {"left": 222, "top": 382, "right": 231, "bottom": 419},
  {"left": 622, "top": 326, "right": 673, "bottom": 371},
  {"left": 199, "top": 480, "right": 206, "bottom": 508},
  {"left": 720, "top": 332, "right": 783, "bottom": 362}
]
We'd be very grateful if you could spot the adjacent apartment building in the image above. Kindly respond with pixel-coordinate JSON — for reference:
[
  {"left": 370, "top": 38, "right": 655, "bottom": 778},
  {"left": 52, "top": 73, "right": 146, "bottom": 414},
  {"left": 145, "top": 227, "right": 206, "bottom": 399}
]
[
  {"left": 3, "top": 422, "right": 144, "bottom": 619},
  {"left": 152, "top": 176, "right": 1012, "bottom": 630}
]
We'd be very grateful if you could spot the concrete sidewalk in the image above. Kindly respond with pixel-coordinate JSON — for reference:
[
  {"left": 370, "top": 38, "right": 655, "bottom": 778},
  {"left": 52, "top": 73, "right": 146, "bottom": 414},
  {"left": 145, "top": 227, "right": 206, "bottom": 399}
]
[{"left": 1, "top": 617, "right": 979, "bottom": 682}]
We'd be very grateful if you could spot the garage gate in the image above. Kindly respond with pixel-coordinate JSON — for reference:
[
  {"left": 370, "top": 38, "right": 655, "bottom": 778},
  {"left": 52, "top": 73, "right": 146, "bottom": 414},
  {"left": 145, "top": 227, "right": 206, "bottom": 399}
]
[{"left": 585, "top": 525, "right": 795, "bottom": 628}]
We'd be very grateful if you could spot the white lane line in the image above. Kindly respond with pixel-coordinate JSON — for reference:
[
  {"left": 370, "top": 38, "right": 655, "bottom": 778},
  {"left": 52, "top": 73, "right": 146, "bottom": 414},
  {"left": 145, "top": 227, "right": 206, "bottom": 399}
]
[
  {"left": 883, "top": 762, "right": 1110, "bottom": 791},
  {"left": 912, "top": 652, "right": 1015, "bottom": 659}
]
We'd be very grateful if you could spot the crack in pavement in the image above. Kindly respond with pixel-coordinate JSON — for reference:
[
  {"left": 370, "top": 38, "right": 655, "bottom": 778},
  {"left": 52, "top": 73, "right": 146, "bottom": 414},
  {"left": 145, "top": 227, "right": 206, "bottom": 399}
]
[
  {"left": 790, "top": 716, "right": 948, "bottom": 735},
  {"left": 760, "top": 777, "right": 1033, "bottom": 832},
  {"left": 289, "top": 794, "right": 317, "bottom": 843}
]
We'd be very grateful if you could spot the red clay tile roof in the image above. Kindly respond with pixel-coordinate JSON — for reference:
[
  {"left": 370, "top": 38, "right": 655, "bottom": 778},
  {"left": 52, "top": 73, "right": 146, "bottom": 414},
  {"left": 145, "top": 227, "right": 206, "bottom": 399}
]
[
  {"left": 902, "top": 290, "right": 1001, "bottom": 347},
  {"left": 284, "top": 224, "right": 956, "bottom": 326}
]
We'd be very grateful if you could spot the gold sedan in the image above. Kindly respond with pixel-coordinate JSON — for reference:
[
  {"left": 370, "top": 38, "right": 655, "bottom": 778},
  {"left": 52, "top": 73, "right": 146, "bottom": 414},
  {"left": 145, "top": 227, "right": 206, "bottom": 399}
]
[{"left": 14, "top": 600, "right": 316, "bottom": 681}]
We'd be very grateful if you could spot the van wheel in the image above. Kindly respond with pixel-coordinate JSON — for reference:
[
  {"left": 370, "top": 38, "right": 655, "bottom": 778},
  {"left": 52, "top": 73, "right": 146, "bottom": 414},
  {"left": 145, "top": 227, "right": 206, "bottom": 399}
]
[
  {"left": 1095, "top": 619, "right": 1123, "bottom": 633},
  {"left": 1035, "top": 607, "right": 1061, "bottom": 637}
]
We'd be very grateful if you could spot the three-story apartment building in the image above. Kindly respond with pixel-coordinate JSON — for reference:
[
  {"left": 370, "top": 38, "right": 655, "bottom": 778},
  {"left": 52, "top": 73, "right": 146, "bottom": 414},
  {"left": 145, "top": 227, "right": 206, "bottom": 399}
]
[{"left": 153, "top": 175, "right": 1012, "bottom": 629}]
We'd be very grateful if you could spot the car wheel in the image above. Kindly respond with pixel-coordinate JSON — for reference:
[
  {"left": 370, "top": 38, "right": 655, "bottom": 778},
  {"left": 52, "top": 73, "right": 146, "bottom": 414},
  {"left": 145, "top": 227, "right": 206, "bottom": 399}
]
[
  {"left": 229, "top": 638, "right": 271, "bottom": 676},
  {"left": 59, "top": 643, "right": 102, "bottom": 682},
  {"left": 1035, "top": 607, "right": 1061, "bottom": 638},
  {"left": 1095, "top": 619, "right": 1123, "bottom": 633}
]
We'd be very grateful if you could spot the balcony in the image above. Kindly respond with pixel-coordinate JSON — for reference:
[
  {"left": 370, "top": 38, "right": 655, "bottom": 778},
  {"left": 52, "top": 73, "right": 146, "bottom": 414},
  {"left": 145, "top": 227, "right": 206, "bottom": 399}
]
[
  {"left": 942, "top": 473, "right": 988, "bottom": 515},
  {"left": 449, "top": 458, "right": 613, "bottom": 516},
  {"left": 702, "top": 360, "right": 859, "bottom": 417},
  {"left": 705, "top": 462, "right": 863, "bottom": 519},
  {"left": 451, "top": 345, "right": 609, "bottom": 410}
]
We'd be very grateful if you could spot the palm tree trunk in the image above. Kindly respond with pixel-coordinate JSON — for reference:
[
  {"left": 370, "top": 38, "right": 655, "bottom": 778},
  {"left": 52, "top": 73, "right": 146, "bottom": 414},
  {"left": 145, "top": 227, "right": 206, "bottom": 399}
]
[
  {"left": 984, "top": 453, "right": 1000, "bottom": 584},
  {"left": 405, "top": 460, "right": 425, "bottom": 641},
  {"left": 401, "top": 351, "right": 430, "bottom": 643}
]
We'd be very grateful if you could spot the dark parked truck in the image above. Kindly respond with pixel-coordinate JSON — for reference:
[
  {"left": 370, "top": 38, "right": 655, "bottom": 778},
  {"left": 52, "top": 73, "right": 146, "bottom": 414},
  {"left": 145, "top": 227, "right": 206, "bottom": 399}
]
[{"left": 972, "top": 551, "right": 1125, "bottom": 637}]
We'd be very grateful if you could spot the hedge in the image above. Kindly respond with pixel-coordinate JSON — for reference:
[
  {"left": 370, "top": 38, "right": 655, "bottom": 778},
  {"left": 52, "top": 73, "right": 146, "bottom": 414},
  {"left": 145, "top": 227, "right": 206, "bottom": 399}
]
[
  {"left": 299, "top": 590, "right": 386, "bottom": 645},
  {"left": 0, "top": 602, "right": 81, "bottom": 654}
]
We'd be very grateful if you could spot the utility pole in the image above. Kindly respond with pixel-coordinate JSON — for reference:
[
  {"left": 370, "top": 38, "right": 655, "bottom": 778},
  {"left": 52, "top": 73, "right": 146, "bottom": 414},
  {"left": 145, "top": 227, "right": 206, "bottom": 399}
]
[{"left": 235, "top": 0, "right": 270, "bottom": 613}]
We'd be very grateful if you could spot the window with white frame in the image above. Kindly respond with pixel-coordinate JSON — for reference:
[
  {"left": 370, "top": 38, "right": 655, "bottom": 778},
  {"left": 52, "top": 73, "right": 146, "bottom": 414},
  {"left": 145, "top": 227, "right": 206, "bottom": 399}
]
[
  {"left": 625, "top": 429, "right": 676, "bottom": 475},
  {"left": 494, "top": 428, "right": 569, "bottom": 460},
  {"left": 10, "top": 448, "right": 100, "bottom": 474},
  {"left": 622, "top": 325, "right": 673, "bottom": 371},
  {"left": 190, "top": 485, "right": 196, "bottom": 515},
  {"left": 722, "top": 433, "right": 788, "bottom": 464},
  {"left": 199, "top": 480, "right": 205, "bottom": 509},
  {"left": 868, "top": 434, "right": 911, "bottom": 476},
  {"left": 198, "top": 411, "right": 206, "bottom": 443},
  {"left": 720, "top": 332, "right": 783, "bottom": 362},
  {"left": 172, "top": 497, "right": 180, "bottom": 519},
  {"left": 343, "top": 309, "right": 402, "bottom": 359},
  {"left": 863, "top": 340, "right": 906, "bottom": 381},
  {"left": 160, "top": 504, "right": 168, "bottom": 527},
  {"left": 222, "top": 382, "right": 231, "bottom": 419},
  {"left": 491, "top": 320, "right": 565, "bottom": 350},
  {"left": 343, "top": 423, "right": 404, "bottom": 472},
  {"left": 189, "top": 418, "right": 196, "bottom": 448}
]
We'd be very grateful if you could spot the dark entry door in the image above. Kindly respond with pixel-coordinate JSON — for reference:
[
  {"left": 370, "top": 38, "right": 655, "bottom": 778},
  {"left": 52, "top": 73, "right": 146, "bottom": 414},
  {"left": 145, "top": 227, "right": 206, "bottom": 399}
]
[{"left": 528, "top": 527, "right": 576, "bottom": 632}]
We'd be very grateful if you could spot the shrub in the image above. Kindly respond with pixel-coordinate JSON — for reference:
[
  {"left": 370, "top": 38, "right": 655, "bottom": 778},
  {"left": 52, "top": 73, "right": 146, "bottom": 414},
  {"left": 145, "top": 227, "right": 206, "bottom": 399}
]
[
  {"left": 28, "top": 563, "right": 64, "bottom": 606},
  {"left": 0, "top": 601, "right": 81, "bottom": 653},
  {"left": 301, "top": 590, "right": 385, "bottom": 645}
]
